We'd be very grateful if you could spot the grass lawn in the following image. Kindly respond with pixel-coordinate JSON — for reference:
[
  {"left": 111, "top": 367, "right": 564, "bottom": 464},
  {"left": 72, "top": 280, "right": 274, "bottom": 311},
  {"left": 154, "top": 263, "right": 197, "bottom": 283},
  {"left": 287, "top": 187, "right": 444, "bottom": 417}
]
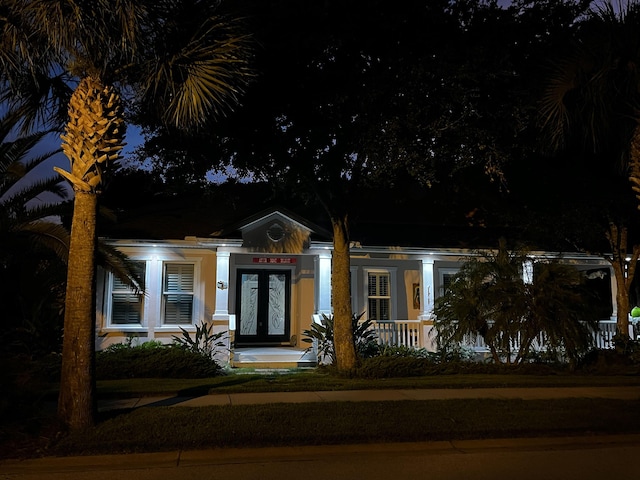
[
  {"left": 96, "top": 369, "right": 640, "bottom": 397},
  {"left": 4, "top": 368, "right": 640, "bottom": 459},
  {"left": 53, "top": 397, "right": 640, "bottom": 456}
]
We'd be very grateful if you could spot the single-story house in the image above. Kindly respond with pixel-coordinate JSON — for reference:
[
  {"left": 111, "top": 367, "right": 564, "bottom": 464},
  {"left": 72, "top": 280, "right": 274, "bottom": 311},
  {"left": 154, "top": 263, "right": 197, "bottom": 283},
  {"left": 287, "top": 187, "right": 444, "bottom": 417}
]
[{"left": 96, "top": 207, "right": 621, "bottom": 368}]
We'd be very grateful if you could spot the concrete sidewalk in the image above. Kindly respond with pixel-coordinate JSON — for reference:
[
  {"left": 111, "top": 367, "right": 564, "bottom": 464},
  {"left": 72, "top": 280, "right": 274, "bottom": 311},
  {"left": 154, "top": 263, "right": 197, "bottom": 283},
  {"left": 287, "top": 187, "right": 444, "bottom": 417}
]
[
  {"left": 98, "top": 385, "right": 640, "bottom": 411},
  {"left": 3, "top": 434, "right": 640, "bottom": 477}
]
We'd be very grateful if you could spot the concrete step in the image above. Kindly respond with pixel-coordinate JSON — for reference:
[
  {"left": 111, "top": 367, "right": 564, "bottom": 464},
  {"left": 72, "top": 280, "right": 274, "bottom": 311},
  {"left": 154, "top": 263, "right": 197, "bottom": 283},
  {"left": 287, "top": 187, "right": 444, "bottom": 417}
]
[{"left": 232, "top": 347, "right": 316, "bottom": 368}]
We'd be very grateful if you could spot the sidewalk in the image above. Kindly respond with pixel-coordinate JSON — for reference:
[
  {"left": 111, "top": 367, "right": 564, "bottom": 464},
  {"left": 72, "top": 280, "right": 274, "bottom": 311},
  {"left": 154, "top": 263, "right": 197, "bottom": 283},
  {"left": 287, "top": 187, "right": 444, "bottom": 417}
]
[
  {"left": 3, "top": 434, "right": 640, "bottom": 477},
  {"left": 98, "top": 385, "right": 640, "bottom": 411}
]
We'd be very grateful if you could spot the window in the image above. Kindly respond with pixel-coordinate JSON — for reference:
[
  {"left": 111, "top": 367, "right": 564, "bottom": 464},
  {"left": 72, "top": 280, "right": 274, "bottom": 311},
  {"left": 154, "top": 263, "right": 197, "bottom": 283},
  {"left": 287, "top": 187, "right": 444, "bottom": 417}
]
[
  {"left": 439, "top": 268, "right": 458, "bottom": 296},
  {"left": 163, "top": 263, "right": 195, "bottom": 325},
  {"left": 368, "top": 271, "right": 390, "bottom": 320},
  {"left": 109, "top": 264, "right": 145, "bottom": 325}
]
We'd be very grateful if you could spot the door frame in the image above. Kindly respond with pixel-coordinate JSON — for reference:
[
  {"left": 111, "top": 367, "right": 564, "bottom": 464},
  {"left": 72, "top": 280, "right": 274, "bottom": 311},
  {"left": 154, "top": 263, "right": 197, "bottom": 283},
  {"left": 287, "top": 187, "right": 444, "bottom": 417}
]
[{"left": 235, "top": 268, "right": 292, "bottom": 346}]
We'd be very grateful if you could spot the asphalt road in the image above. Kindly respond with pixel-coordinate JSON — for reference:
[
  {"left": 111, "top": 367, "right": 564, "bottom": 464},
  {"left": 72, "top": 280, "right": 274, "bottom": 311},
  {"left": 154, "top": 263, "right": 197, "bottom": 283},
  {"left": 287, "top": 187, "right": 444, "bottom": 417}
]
[{"left": 2, "top": 435, "right": 639, "bottom": 480}]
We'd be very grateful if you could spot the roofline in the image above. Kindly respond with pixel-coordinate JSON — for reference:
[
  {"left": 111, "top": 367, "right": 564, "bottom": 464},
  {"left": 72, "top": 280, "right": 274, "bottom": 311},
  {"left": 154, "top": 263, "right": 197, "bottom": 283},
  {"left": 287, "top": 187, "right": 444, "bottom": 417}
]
[
  {"left": 210, "top": 206, "right": 332, "bottom": 239},
  {"left": 101, "top": 237, "right": 611, "bottom": 263}
]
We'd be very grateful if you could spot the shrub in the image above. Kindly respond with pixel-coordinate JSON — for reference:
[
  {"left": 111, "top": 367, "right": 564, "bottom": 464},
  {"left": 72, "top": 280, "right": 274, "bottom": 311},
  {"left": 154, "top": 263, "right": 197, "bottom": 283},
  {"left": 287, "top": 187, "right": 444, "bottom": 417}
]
[
  {"left": 96, "top": 342, "right": 223, "bottom": 379},
  {"left": 376, "top": 344, "right": 430, "bottom": 358},
  {"left": 577, "top": 347, "right": 640, "bottom": 374},
  {"left": 434, "top": 239, "right": 599, "bottom": 366},
  {"left": 355, "top": 356, "right": 434, "bottom": 378},
  {"left": 172, "top": 322, "right": 227, "bottom": 359},
  {"left": 302, "top": 312, "right": 378, "bottom": 364}
]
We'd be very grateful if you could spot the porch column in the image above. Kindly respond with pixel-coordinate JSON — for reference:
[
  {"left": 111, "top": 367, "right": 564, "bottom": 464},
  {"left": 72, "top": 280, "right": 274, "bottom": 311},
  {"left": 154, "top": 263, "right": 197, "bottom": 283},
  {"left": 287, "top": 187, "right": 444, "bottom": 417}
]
[
  {"left": 523, "top": 259, "right": 534, "bottom": 284},
  {"left": 419, "top": 258, "right": 435, "bottom": 320},
  {"left": 315, "top": 252, "right": 332, "bottom": 315},
  {"left": 610, "top": 265, "right": 618, "bottom": 320},
  {"left": 213, "top": 250, "right": 230, "bottom": 320}
]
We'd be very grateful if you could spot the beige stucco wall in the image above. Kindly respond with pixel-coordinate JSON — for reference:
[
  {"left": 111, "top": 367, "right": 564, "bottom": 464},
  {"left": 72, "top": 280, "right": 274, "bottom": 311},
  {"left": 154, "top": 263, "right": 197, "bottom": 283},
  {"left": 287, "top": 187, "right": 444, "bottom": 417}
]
[{"left": 95, "top": 245, "right": 219, "bottom": 351}]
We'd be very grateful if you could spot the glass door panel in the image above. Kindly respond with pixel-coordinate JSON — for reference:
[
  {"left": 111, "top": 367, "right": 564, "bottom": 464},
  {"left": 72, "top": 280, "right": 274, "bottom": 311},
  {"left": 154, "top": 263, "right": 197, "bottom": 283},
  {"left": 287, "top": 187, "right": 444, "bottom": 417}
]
[
  {"left": 268, "top": 273, "right": 286, "bottom": 335},
  {"left": 239, "top": 273, "right": 259, "bottom": 336},
  {"left": 236, "top": 269, "right": 291, "bottom": 344}
]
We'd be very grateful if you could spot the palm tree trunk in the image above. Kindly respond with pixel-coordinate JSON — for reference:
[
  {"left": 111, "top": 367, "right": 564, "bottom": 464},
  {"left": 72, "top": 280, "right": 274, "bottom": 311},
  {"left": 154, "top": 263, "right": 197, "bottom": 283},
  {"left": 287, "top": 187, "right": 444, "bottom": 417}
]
[
  {"left": 628, "top": 122, "right": 640, "bottom": 211},
  {"left": 57, "top": 190, "right": 97, "bottom": 431},
  {"left": 54, "top": 76, "right": 124, "bottom": 431},
  {"left": 331, "top": 214, "right": 357, "bottom": 371},
  {"left": 605, "top": 222, "right": 640, "bottom": 340}
]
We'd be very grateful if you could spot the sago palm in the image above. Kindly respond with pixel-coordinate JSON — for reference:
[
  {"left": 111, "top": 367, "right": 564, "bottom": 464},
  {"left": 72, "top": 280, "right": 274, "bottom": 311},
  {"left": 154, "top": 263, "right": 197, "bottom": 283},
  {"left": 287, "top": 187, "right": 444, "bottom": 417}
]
[{"left": 0, "top": 0, "right": 253, "bottom": 430}]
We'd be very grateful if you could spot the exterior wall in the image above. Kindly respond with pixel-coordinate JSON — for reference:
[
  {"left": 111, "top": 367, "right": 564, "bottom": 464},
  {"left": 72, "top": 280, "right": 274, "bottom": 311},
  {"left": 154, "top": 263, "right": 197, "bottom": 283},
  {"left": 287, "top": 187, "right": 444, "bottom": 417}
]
[
  {"left": 96, "top": 243, "right": 219, "bottom": 351},
  {"left": 96, "top": 239, "right": 321, "bottom": 362},
  {"left": 95, "top": 225, "right": 619, "bottom": 364},
  {"left": 350, "top": 255, "right": 422, "bottom": 321}
]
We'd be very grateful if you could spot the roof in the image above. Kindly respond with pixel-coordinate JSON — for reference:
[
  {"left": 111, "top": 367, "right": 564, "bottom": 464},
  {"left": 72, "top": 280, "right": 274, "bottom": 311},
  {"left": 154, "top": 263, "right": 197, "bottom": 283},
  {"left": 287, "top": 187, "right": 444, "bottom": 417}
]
[
  {"left": 211, "top": 206, "right": 332, "bottom": 240},
  {"left": 97, "top": 181, "right": 584, "bottom": 253}
]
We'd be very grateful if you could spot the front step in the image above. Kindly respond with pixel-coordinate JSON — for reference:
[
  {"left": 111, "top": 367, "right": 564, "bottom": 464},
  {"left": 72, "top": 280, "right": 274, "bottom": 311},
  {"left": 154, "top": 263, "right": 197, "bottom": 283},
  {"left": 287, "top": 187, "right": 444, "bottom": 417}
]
[{"left": 232, "top": 347, "right": 316, "bottom": 368}]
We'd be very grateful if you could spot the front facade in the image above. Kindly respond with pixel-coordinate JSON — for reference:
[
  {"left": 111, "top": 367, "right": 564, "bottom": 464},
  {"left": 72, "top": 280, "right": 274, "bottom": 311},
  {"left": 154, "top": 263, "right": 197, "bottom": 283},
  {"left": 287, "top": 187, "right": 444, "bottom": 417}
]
[{"left": 96, "top": 209, "right": 619, "bottom": 367}]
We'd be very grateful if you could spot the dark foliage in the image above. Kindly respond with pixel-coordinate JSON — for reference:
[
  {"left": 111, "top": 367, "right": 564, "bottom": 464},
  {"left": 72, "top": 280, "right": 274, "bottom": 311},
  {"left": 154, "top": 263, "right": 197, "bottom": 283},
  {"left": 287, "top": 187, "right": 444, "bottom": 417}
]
[
  {"left": 302, "top": 312, "right": 379, "bottom": 364},
  {"left": 578, "top": 343, "right": 640, "bottom": 374},
  {"left": 95, "top": 344, "right": 223, "bottom": 380},
  {"left": 352, "top": 356, "right": 566, "bottom": 379}
]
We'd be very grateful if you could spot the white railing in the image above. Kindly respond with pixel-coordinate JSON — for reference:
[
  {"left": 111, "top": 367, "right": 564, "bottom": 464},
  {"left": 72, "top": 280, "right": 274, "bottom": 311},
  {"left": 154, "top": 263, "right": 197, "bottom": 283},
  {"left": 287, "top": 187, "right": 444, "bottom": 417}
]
[
  {"left": 370, "top": 319, "right": 627, "bottom": 352},
  {"left": 371, "top": 320, "right": 422, "bottom": 348},
  {"left": 592, "top": 319, "right": 619, "bottom": 349}
]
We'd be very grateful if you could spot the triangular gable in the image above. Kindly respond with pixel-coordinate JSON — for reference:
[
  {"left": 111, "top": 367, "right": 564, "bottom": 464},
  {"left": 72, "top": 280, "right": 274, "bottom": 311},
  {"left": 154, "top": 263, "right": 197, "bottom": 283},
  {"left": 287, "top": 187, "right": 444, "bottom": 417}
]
[{"left": 212, "top": 207, "right": 330, "bottom": 253}]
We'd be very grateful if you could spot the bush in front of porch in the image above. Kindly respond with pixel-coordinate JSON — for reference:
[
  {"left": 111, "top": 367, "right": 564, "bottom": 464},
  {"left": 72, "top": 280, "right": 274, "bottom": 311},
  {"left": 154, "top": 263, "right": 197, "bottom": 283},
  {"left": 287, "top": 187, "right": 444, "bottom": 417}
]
[
  {"left": 433, "top": 239, "right": 600, "bottom": 367},
  {"left": 96, "top": 341, "right": 224, "bottom": 380}
]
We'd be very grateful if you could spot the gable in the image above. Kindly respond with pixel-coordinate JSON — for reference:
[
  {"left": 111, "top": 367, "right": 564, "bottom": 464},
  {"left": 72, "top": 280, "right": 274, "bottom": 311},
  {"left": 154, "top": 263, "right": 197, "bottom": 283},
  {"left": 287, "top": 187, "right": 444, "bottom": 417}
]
[{"left": 239, "top": 210, "right": 314, "bottom": 253}]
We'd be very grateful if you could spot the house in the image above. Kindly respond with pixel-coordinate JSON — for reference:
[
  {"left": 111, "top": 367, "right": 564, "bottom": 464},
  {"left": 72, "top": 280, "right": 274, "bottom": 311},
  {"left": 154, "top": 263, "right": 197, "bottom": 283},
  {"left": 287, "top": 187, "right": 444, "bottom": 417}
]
[{"left": 95, "top": 207, "right": 620, "bottom": 368}]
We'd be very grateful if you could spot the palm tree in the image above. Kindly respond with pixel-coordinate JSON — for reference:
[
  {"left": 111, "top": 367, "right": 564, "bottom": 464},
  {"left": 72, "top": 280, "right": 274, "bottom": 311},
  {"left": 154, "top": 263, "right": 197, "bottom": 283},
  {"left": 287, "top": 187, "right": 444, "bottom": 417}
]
[
  {"left": 0, "top": 111, "right": 70, "bottom": 353},
  {"left": 433, "top": 240, "right": 529, "bottom": 364},
  {"left": 1, "top": 109, "right": 147, "bottom": 355},
  {"left": 433, "top": 240, "right": 598, "bottom": 365},
  {"left": 540, "top": 0, "right": 640, "bottom": 339},
  {"left": 0, "top": 112, "right": 70, "bottom": 260},
  {"left": 0, "top": 0, "right": 253, "bottom": 431}
]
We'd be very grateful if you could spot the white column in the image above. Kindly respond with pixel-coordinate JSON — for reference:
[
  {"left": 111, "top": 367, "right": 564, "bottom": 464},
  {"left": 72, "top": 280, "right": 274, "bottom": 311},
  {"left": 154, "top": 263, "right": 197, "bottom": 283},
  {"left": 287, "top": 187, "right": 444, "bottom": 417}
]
[
  {"left": 419, "top": 258, "right": 435, "bottom": 320},
  {"left": 610, "top": 266, "right": 618, "bottom": 320},
  {"left": 315, "top": 252, "right": 332, "bottom": 315},
  {"left": 147, "top": 255, "right": 162, "bottom": 339},
  {"left": 213, "top": 250, "right": 230, "bottom": 320},
  {"left": 523, "top": 259, "right": 534, "bottom": 284}
]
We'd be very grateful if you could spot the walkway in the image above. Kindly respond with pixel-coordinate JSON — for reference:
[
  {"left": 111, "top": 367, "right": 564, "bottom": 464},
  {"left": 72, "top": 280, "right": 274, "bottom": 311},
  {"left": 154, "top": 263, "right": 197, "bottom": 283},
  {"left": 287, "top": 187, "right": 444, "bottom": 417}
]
[{"left": 98, "top": 385, "right": 640, "bottom": 410}]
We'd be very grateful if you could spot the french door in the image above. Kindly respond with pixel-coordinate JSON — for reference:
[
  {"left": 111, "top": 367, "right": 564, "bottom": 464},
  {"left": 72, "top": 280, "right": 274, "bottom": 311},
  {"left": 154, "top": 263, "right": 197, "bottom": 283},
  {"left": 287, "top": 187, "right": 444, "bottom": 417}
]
[{"left": 235, "top": 269, "right": 291, "bottom": 345}]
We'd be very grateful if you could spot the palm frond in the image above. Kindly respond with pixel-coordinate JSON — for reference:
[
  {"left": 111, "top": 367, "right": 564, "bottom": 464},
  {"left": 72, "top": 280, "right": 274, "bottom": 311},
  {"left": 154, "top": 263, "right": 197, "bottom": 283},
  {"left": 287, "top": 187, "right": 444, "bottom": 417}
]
[
  {"left": 97, "top": 242, "right": 145, "bottom": 294},
  {"left": 540, "top": 1, "right": 640, "bottom": 157},
  {"left": 13, "top": 220, "right": 71, "bottom": 263},
  {"left": 17, "top": 199, "right": 72, "bottom": 224},
  {"left": 142, "top": 10, "right": 254, "bottom": 129},
  {"left": 1, "top": 175, "right": 69, "bottom": 213}
]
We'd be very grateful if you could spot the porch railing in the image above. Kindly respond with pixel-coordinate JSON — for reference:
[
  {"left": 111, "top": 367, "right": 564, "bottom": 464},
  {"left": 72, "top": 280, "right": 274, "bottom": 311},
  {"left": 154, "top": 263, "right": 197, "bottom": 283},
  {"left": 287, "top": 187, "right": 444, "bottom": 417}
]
[
  {"left": 374, "top": 320, "right": 422, "bottom": 348},
  {"left": 369, "top": 319, "right": 626, "bottom": 352}
]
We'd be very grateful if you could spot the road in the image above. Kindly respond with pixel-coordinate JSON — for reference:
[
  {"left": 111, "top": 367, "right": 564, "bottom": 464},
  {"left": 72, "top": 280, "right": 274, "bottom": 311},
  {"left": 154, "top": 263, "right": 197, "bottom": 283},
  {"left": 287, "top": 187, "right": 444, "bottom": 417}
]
[{"left": 2, "top": 435, "right": 639, "bottom": 480}]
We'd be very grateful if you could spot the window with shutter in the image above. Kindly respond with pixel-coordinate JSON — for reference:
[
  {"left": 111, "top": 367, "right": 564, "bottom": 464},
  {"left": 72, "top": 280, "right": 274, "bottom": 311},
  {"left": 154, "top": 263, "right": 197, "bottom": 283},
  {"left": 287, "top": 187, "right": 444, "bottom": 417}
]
[
  {"left": 439, "top": 269, "right": 459, "bottom": 296},
  {"left": 367, "top": 272, "right": 390, "bottom": 321},
  {"left": 163, "top": 263, "right": 195, "bottom": 325},
  {"left": 110, "top": 265, "right": 145, "bottom": 325}
]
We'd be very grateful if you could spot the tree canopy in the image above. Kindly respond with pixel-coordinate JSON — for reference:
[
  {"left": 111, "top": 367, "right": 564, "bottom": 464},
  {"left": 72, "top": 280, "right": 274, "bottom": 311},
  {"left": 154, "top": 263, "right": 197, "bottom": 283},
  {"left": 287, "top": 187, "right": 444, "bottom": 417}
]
[
  {"left": 130, "top": 0, "right": 597, "bottom": 371},
  {"left": 0, "top": 0, "right": 254, "bottom": 430}
]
